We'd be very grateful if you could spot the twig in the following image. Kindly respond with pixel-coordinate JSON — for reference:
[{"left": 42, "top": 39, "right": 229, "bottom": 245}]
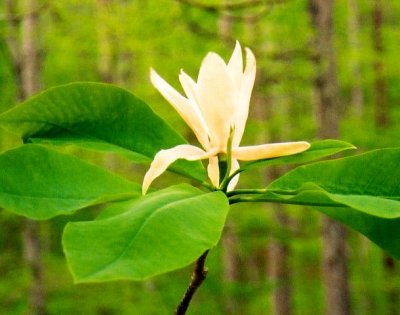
[
  {"left": 176, "top": 0, "right": 264, "bottom": 12},
  {"left": 175, "top": 250, "right": 209, "bottom": 315}
]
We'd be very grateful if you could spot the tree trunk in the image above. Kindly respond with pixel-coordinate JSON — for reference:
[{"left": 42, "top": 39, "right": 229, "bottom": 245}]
[
  {"left": 347, "top": 0, "right": 364, "bottom": 116},
  {"left": 222, "top": 225, "right": 243, "bottom": 314},
  {"left": 372, "top": 2, "right": 397, "bottom": 312},
  {"left": 267, "top": 203, "right": 292, "bottom": 315},
  {"left": 252, "top": 67, "right": 293, "bottom": 315},
  {"left": 21, "top": 0, "right": 46, "bottom": 313},
  {"left": 6, "top": 0, "right": 46, "bottom": 313},
  {"left": 5, "top": 0, "right": 23, "bottom": 100},
  {"left": 21, "top": 0, "right": 41, "bottom": 98},
  {"left": 308, "top": 1, "right": 350, "bottom": 315},
  {"left": 23, "top": 220, "right": 46, "bottom": 315},
  {"left": 383, "top": 255, "right": 399, "bottom": 315},
  {"left": 372, "top": 0, "right": 388, "bottom": 128},
  {"left": 97, "top": 0, "right": 114, "bottom": 83}
]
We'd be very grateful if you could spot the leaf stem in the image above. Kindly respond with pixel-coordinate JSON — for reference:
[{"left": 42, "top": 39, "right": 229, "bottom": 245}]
[
  {"left": 228, "top": 195, "right": 345, "bottom": 207},
  {"left": 219, "top": 127, "right": 235, "bottom": 191},
  {"left": 226, "top": 188, "right": 267, "bottom": 197},
  {"left": 175, "top": 250, "right": 209, "bottom": 315}
]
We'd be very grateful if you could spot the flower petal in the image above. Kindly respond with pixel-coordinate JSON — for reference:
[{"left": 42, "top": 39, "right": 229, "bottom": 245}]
[
  {"left": 232, "top": 141, "right": 311, "bottom": 161},
  {"left": 197, "top": 52, "right": 236, "bottom": 150},
  {"left": 227, "top": 41, "right": 243, "bottom": 88},
  {"left": 207, "top": 156, "right": 220, "bottom": 187},
  {"left": 178, "top": 70, "right": 210, "bottom": 149},
  {"left": 150, "top": 69, "right": 209, "bottom": 148},
  {"left": 227, "top": 158, "right": 240, "bottom": 191},
  {"left": 142, "top": 144, "right": 212, "bottom": 194},
  {"left": 233, "top": 47, "right": 256, "bottom": 147}
]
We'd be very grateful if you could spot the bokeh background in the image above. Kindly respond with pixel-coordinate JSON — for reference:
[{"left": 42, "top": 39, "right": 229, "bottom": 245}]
[{"left": 1, "top": 0, "right": 400, "bottom": 314}]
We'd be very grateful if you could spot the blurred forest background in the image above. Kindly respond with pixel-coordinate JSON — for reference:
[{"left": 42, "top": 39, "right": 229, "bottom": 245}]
[{"left": 1, "top": 0, "right": 400, "bottom": 314}]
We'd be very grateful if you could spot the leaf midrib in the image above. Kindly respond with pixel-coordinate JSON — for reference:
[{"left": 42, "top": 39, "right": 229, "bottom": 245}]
[{"left": 84, "top": 192, "right": 205, "bottom": 279}]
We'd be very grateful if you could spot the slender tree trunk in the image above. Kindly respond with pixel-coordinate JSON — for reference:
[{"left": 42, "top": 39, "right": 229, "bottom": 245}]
[
  {"left": 309, "top": 0, "right": 340, "bottom": 138},
  {"left": 97, "top": 0, "right": 114, "bottom": 83},
  {"left": 222, "top": 225, "right": 242, "bottom": 314},
  {"left": 266, "top": 102, "right": 292, "bottom": 315},
  {"left": 383, "top": 255, "right": 399, "bottom": 315},
  {"left": 372, "top": 0, "right": 388, "bottom": 127},
  {"left": 371, "top": 2, "right": 397, "bottom": 312},
  {"left": 309, "top": 1, "right": 350, "bottom": 315},
  {"left": 218, "top": 6, "right": 232, "bottom": 43},
  {"left": 252, "top": 68, "right": 293, "bottom": 315},
  {"left": 23, "top": 221, "right": 46, "bottom": 315},
  {"left": 267, "top": 203, "right": 292, "bottom": 315},
  {"left": 6, "top": 0, "right": 46, "bottom": 313},
  {"left": 21, "top": 0, "right": 41, "bottom": 98},
  {"left": 21, "top": 0, "right": 46, "bottom": 313},
  {"left": 20, "top": 0, "right": 46, "bottom": 314},
  {"left": 5, "top": 0, "right": 23, "bottom": 100},
  {"left": 347, "top": 0, "right": 364, "bottom": 116}
]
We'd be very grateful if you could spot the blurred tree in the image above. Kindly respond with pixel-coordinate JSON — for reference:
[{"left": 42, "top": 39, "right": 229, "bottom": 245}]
[
  {"left": 258, "top": 51, "right": 293, "bottom": 315},
  {"left": 347, "top": 0, "right": 363, "bottom": 116},
  {"left": 4, "top": 0, "right": 47, "bottom": 314},
  {"left": 372, "top": 2, "right": 399, "bottom": 313},
  {"left": 372, "top": 0, "right": 388, "bottom": 127},
  {"left": 97, "top": 0, "right": 114, "bottom": 83},
  {"left": 308, "top": 1, "right": 350, "bottom": 315}
]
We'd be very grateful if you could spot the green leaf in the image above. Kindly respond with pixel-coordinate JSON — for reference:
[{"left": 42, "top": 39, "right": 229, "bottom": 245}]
[
  {"left": 241, "top": 140, "right": 355, "bottom": 171},
  {"left": 0, "top": 144, "right": 140, "bottom": 220},
  {"left": 0, "top": 82, "right": 206, "bottom": 182},
  {"left": 257, "top": 148, "right": 400, "bottom": 259},
  {"left": 63, "top": 185, "right": 229, "bottom": 282}
]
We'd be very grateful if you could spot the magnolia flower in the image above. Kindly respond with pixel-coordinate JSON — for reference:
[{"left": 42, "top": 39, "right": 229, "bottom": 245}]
[{"left": 143, "top": 42, "right": 310, "bottom": 194}]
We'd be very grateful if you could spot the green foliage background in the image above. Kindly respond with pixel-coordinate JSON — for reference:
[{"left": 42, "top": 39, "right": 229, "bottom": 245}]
[{"left": 0, "top": 0, "right": 400, "bottom": 314}]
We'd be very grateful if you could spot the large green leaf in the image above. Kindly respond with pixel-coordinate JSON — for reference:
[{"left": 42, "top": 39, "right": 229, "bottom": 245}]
[
  {"left": 63, "top": 185, "right": 229, "bottom": 282},
  {"left": 0, "top": 144, "right": 140, "bottom": 219},
  {"left": 249, "top": 148, "right": 400, "bottom": 258},
  {"left": 241, "top": 140, "right": 355, "bottom": 171},
  {"left": 0, "top": 82, "right": 206, "bottom": 182}
]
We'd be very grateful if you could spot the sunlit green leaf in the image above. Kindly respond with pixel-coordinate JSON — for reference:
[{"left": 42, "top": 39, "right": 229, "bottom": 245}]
[
  {"left": 256, "top": 148, "right": 400, "bottom": 258},
  {"left": 63, "top": 185, "right": 229, "bottom": 282},
  {"left": 0, "top": 144, "right": 140, "bottom": 220},
  {"left": 0, "top": 82, "right": 206, "bottom": 182}
]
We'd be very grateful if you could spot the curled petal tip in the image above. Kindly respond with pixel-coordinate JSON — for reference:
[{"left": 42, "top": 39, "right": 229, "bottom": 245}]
[
  {"left": 244, "top": 48, "right": 256, "bottom": 68},
  {"left": 300, "top": 141, "right": 311, "bottom": 150},
  {"left": 149, "top": 68, "right": 161, "bottom": 85},
  {"left": 142, "top": 145, "right": 213, "bottom": 194}
]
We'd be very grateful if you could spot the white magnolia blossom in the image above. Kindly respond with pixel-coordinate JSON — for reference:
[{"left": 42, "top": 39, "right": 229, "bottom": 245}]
[{"left": 143, "top": 42, "right": 310, "bottom": 194}]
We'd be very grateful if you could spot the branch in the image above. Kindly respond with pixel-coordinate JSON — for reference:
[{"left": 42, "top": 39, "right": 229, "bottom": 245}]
[
  {"left": 0, "top": 1, "right": 49, "bottom": 23},
  {"left": 176, "top": 0, "right": 265, "bottom": 12},
  {"left": 178, "top": 0, "right": 289, "bottom": 39},
  {"left": 175, "top": 250, "right": 209, "bottom": 315},
  {"left": 4, "top": 0, "right": 21, "bottom": 67}
]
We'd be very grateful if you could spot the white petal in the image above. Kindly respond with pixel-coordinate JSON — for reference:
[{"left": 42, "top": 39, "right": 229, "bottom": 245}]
[
  {"left": 150, "top": 69, "right": 209, "bottom": 149},
  {"left": 227, "top": 41, "right": 243, "bottom": 88},
  {"left": 178, "top": 71, "right": 210, "bottom": 149},
  {"left": 227, "top": 159, "right": 240, "bottom": 191},
  {"left": 207, "top": 156, "right": 220, "bottom": 187},
  {"left": 197, "top": 53, "right": 236, "bottom": 151},
  {"left": 233, "top": 47, "right": 256, "bottom": 147},
  {"left": 179, "top": 70, "right": 199, "bottom": 105},
  {"left": 142, "top": 144, "right": 212, "bottom": 194},
  {"left": 232, "top": 141, "right": 311, "bottom": 161}
]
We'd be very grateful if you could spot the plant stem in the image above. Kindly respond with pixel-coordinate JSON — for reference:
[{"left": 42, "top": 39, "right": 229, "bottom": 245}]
[{"left": 175, "top": 250, "right": 209, "bottom": 315}]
